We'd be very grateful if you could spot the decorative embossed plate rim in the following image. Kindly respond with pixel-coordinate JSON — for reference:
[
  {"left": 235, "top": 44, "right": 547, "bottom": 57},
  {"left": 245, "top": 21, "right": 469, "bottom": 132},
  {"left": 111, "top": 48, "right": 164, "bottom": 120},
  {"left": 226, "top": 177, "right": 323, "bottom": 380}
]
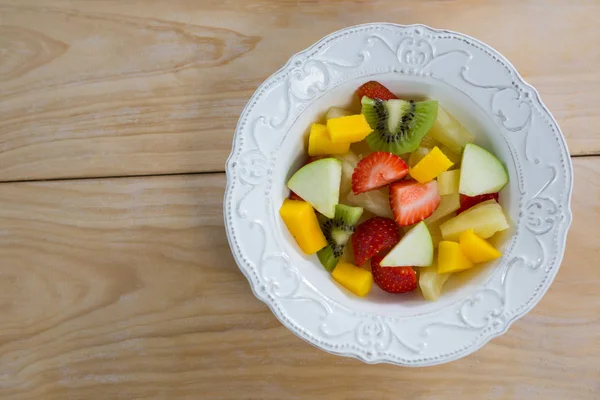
[{"left": 224, "top": 23, "right": 573, "bottom": 366}]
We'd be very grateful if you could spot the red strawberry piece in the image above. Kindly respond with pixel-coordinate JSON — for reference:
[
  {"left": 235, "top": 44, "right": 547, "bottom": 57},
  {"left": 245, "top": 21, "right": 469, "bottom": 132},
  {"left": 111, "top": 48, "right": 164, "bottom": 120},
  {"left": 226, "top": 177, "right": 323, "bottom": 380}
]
[
  {"left": 457, "top": 193, "right": 500, "bottom": 214},
  {"left": 389, "top": 180, "right": 440, "bottom": 226},
  {"left": 352, "top": 217, "right": 400, "bottom": 266},
  {"left": 351, "top": 152, "right": 409, "bottom": 195},
  {"left": 289, "top": 191, "right": 303, "bottom": 201},
  {"left": 305, "top": 155, "right": 323, "bottom": 165},
  {"left": 356, "top": 81, "right": 398, "bottom": 101},
  {"left": 371, "top": 251, "right": 417, "bottom": 294}
]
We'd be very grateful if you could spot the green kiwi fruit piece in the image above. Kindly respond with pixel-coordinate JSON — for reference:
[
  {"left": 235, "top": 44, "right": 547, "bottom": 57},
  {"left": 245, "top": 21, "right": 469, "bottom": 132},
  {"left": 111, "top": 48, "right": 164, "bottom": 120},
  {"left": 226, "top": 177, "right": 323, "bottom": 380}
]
[
  {"left": 361, "top": 97, "right": 438, "bottom": 155},
  {"left": 317, "top": 204, "right": 364, "bottom": 271}
]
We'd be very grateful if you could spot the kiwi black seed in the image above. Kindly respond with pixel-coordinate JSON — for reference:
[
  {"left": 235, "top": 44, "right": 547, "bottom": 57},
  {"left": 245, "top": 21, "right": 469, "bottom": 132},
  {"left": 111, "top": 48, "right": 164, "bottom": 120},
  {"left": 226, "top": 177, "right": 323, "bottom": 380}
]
[
  {"left": 362, "top": 96, "right": 438, "bottom": 155},
  {"left": 317, "top": 204, "right": 363, "bottom": 272}
]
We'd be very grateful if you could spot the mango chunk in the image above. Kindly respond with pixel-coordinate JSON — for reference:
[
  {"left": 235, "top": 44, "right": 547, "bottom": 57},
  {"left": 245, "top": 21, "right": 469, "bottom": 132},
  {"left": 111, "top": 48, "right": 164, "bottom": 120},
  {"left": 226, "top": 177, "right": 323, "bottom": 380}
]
[
  {"left": 332, "top": 262, "right": 373, "bottom": 297},
  {"left": 327, "top": 114, "right": 373, "bottom": 144},
  {"left": 437, "top": 241, "right": 474, "bottom": 274},
  {"left": 437, "top": 169, "right": 461, "bottom": 195},
  {"left": 280, "top": 199, "right": 327, "bottom": 254},
  {"left": 409, "top": 146, "right": 454, "bottom": 183},
  {"left": 459, "top": 229, "right": 502, "bottom": 263},
  {"left": 308, "top": 123, "right": 350, "bottom": 156}
]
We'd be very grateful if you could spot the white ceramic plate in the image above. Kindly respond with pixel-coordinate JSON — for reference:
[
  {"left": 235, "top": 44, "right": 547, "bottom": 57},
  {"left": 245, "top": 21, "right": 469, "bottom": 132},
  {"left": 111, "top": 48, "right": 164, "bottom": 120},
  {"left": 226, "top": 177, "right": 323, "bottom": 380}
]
[{"left": 224, "top": 23, "right": 573, "bottom": 366}]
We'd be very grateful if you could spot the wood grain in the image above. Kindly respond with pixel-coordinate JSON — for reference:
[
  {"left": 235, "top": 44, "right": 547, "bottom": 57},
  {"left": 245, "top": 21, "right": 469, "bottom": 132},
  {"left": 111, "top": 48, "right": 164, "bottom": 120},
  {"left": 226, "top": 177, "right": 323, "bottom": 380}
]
[
  {"left": 1, "top": 1, "right": 599, "bottom": 181},
  {"left": 0, "top": 159, "right": 598, "bottom": 399}
]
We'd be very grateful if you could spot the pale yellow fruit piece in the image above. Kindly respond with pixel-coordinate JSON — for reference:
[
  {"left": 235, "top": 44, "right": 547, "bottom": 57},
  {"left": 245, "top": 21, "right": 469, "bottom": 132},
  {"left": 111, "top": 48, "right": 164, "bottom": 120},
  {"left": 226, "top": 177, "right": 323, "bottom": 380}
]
[
  {"left": 425, "top": 194, "right": 460, "bottom": 224},
  {"left": 427, "top": 105, "right": 475, "bottom": 154},
  {"left": 326, "top": 107, "right": 352, "bottom": 120},
  {"left": 346, "top": 188, "right": 394, "bottom": 219},
  {"left": 426, "top": 212, "right": 456, "bottom": 247},
  {"left": 419, "top": 262, "right": 451, "bottom": 300},
  {"left": 408, "top": 147, "right": 430, "bottom": 168},
  {"left": 335, "top": 151, "right": 360, "bottom": 197},
  {"left": 439, "top": 144, "right": 462, "bottom": 166},
  {"left": 440, "top": 200, "right": 509, "bottom": 241},
  {"left": 437, "top": 169, "right": 461, "bottom": 195}
]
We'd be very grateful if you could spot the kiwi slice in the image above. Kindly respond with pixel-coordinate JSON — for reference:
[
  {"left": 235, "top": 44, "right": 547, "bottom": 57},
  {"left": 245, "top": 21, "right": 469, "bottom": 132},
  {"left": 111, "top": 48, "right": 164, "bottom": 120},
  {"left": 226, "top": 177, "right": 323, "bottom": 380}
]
[
  {"left": 317, "top": 204, "right": 363, "bottom": 271},
  {"left": 361, "top": 97, "right": 438, "bottom": 155}
]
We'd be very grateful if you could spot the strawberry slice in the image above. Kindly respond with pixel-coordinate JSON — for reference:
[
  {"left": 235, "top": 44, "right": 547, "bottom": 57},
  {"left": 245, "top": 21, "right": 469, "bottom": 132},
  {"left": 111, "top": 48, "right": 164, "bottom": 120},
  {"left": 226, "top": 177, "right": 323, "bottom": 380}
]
[
  {"left": 457, "top": 193, "right": 499, "bottom": 214},
  {"left": 288, "top": 156, "right": 323, "bottom": 201},
  {"left": 352, "top": 152, "right": 408, "bottom": 194},
  {"left": 352, "top": 217, "right": 400, "bottom": 266},
  {"left": 356, "top": 81, "right": 398, "bottom": 101},
  {"left": 371, "top": 251, "right": 417, "bottom": 293},
  {"left": 289, "top": 191, "right": 303, "bottom": 201},
  {"left": 389, "top": 180, "right": 440, "bottom": 226}
]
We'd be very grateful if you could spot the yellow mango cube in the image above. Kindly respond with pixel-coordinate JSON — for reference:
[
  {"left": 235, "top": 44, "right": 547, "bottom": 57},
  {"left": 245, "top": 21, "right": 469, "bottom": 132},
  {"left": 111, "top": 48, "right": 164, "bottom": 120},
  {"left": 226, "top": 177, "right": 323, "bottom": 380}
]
[
  {"left": 308, "top": 123, "right": 351, "bottom": 156},
  {"left": 437, "top": 241, "right": 474, "bottom": 274},
  {"left": 332, "top": 262, "right": 373, "bottom": 297},
  {"left": 409, "top": 146, "right": 454, "bottom": 183},
  {"left": 437, "top": 169, "right": 461, "bottom": 195},
  {"left": 459, "top": 229, "right": 502, "bottom": 263},
  {"left": 279, "top": 199, "right": 327, "bottom": 254},
  {"left": 326, "top": 114, "right": 373, "bottom": 144}
]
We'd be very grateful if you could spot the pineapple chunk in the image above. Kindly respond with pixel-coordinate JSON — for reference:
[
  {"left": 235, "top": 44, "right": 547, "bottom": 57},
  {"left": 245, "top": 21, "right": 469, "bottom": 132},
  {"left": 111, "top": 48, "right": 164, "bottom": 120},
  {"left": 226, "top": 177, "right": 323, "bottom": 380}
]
[
  {"left": 326, "top": 107, "right": 352, "bottom": 120},
  {"left": 439, "top": 144, "right": 462, "bottom": 166},
  {"left": 308, "top": 123, "right": 350, "bottom": 156},
  {"left": 346, "top": 188, "right": 394, "bottom": 219},
  {"left": 409, "top": 146, "right": 454, "bottom": 183},
  {"left": 426, "top": 215, "right": 454, "bottom": 247},
  {"left": 420, "top": 134, "right": 442, "bottom": 149},
  {"left": 437, "top": 169, "right": 461, "bottom": 195},
  {"left": 327, "top": 114, "right": 373, "bottom": 143},
  {"left": 335, "top": 151, "right": 360, "bottom": 197},
  {"left": 334, "top": 151, "right": 394, "bottom": 218},
  {"left": 425, "top": 194, "right": 460, "bottom": 224},
  {"left": 332, "top": 262, "right": 373, "bottom": 297},
  {"left": 437, "top": 241, "right": 474, "bottom": 274},
  {"left": 427, "top": 105, "right": 475, "bottom": 154},
  {"left": 440, "top": 200, "right": 509, "bottom": 241},
  {"left": 419, "top": 262, "right": 451, "bottom": 301},
  {"left": 279, "top": 199, "right": 327, "bottom": 254},
  {"left": 459, "top": 229, "right": 502, "bottom": 263}
]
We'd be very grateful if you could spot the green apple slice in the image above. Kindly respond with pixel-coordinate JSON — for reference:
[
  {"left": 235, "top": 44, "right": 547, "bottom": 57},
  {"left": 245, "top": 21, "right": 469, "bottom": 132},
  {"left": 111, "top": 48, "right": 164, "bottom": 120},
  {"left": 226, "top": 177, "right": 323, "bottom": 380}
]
[
  {"left": 287, "top": 158, "right": 342, "bottom": 218},
  {"left": 380, "top": 221, "right": 433, "bottom": 267},
  {"left": 459, "top": 143, "right": 508, "bottom": 196}
]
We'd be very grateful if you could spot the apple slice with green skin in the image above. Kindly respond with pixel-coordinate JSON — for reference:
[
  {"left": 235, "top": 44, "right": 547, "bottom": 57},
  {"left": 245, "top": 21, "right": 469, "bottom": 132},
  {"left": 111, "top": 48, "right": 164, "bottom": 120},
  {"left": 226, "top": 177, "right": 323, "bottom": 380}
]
[
  {"left": 459, "top": 144, "right": 508, "bottom": 196},
  {"left": 380, "top": 221, "right": 433, "bottom": 267},
  {"left": 287, "top": 158, "right": 342, "bottom": 218}
]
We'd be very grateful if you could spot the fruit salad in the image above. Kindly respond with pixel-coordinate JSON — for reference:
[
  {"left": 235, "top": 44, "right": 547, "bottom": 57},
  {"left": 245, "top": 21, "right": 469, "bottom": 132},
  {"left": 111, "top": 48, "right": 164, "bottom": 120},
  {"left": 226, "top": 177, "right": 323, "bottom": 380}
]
[{"left": 280, "top": 81, "right": 509, "bottom": 301}]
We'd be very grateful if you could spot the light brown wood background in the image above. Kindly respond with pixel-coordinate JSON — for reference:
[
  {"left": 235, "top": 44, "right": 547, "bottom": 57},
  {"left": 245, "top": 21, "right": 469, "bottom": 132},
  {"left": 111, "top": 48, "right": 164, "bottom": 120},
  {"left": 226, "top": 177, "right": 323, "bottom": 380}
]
[{"left": 0, "top": 1, "right": 598, "bottom": 399}]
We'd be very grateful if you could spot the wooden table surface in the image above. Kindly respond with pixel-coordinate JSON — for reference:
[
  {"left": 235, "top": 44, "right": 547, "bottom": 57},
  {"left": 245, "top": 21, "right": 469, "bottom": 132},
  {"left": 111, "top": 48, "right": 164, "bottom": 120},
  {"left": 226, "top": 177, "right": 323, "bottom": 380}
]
[{"left": 1, "top": 1, "right": 599, "bottom": 399}]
